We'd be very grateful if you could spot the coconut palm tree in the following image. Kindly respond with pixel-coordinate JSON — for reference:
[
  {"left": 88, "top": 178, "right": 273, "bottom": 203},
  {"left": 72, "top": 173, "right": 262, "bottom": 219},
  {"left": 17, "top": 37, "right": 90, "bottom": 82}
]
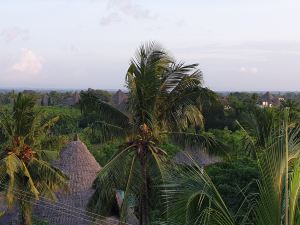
[
  {"left": 162, "top": 108, "right": 300, "bottom": 225},
  {"left": 251, "top": 108, "right": 300, "bottom": 225},
  {"left": 237, "top": 108, "right": 280, "bottom": 156},
  {"left": 281, "top": 99, "right": 300, "bottom": 123},
  {"left": 86, "top": 42, "right": 219, "bottom": 225},
  {"left": 0, "top": 93, "right": 68, "bottom": 225}
]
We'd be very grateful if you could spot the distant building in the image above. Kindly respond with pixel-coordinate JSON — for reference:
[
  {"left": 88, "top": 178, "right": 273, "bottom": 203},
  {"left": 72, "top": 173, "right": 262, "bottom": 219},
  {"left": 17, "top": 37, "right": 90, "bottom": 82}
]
[
  {"left": 260, "top": 92, "right": 284, "bottom": 107},
  {"left": 173, "top": 147, "right": 221, "bottom": 167},
  {"left": 23, "top": 90, "right": 36, "bottom": 95},
  {"left": 112, "top": 89, "right": 128, "bottom": 106},
  {"left": 73, "top": 91, "right": 80, "bottom": 104},
  {"left": 61, "top": 92, "right": 81, "bottom": 106},
  {"left": 41, "top": 94, "right": 49, "bottom": 106},
  {"left": 219, "top": 96, "right": 231, "bottom": 110}
]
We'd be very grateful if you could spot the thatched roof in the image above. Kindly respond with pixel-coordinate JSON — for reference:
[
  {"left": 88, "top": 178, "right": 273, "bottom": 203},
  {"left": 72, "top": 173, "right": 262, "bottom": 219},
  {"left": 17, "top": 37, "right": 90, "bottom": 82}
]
[
  {"left": 0, "top": 194, "right": 6, "bottom": 215},
  {"left": 173, "top": 147, "right": 221, "bottom": 167},
  {"left": 112, "top": 90, "right": 128, "bottom": 105},
  {"left": 35, "top": 140, "right": 102, "bottom": 225},
  {"left": 0, "top": 193, "right": 19, "bottom": 225},
  {"left": 261, "top": 91, "right": 274, "bottom": 102},
  {"left": 260, "top": 91, "right": 283, "bottom": 106},
  {"left": 61, "top": 92, "right": 81, "bottom": 106}
]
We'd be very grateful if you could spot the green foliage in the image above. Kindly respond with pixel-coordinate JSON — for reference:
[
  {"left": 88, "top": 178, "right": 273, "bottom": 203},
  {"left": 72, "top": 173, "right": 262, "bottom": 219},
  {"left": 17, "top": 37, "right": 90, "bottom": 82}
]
[
  {"left": 32, "top": 216, "right": 50, "bottom": 225},
  {"left": 162, "top": 108, "right": 300, "bottom": 225},
  {"left": 79, "top": 90, "right": 129, "bottom": 131},
  {"left": 228, "top": 93, "right": 258, "bottom": 113},
  {"left": 210, "top": 128, "right": 245, "bottom": 159},
  {"left": 159, "top": 141, "right": 181, "bottom": 158},
  {"left": 87, "top": 42, "right": 219, "bottom": 225},
  {"left": 41, "top": 106, "right": 81, "bottom": 135},
  {"left": 75, "top": 129, "right": 119, "bottom": 166},
  {"left": 80, "top": 88, "right": 112, "bottom": 103},
  {"left": 0, "top": 91, "right": 15, "bottom": 105},
  {"left": 162, "top": 161, "right": 236, "bottom": 225},
  {"left": 90, "top": 143, "right": 119, "bottom": 166},
  {"left": 281, "top": 99, "right": 300, "bottom": 122},
  {"left": 47, "top": 91, "right": 72, "bottom": 105},
  {"left": 206, "top": 158, "right": 259, "bottom": 215},
  {"left": 203, "top": 101, "right": 235, "bottom": 130},
  {"left": 238, "top": 107, "right": 280, "bottom": 156},
  {"left": 39, "top": 134, "right": 70, "bottom": 155},
  {"left": 0, "top": 93, "right": 69, "bottom": 225}
]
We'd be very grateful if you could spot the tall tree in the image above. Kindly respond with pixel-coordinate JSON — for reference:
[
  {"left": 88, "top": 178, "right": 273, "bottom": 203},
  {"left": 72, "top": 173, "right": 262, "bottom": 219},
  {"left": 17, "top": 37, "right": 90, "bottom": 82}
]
[
  {"left": 86, "top": 42, "right": 218, "bottom": 225},
  {"left": 0, "top": 93, "right": 68, "bottom": 225}
]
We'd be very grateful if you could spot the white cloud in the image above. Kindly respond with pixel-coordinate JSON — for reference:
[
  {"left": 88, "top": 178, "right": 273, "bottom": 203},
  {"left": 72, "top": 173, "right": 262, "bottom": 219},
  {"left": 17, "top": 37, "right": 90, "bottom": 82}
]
[
  {"left": 239, "top": 66, "right": 258, "bottom": 74},
  {"left": 250, "top": 67, "right": 258, "bottom": 74},
  {"left": 240, "top": 67, "right": 247, "bottom": 73},
  {"left": 107, "top": 0, "right": 153, "bottom": 19},
  {"left": 100, "top": 12, "right": 122, "bottom": 26},
  {"left": 1, "top": 27, "right": 30, "bottom": 42},
  {"left": 100, "top": 0, "right": 154, "bottom": 25},
  {"left": 11, "top": 49, "right": 44, "bottom": 74}
]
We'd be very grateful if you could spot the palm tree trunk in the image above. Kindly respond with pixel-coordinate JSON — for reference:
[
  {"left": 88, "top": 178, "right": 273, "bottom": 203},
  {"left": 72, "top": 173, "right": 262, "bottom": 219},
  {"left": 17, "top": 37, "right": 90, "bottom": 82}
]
[
  {"left": 139, "top": 147, "right": 149, "bottom": 225},
  {"left": 284, "top": 108, "right": 289, "bottom": 225},
  {"left": 20, "top": 199, "right": 33, "bottom": 225}
]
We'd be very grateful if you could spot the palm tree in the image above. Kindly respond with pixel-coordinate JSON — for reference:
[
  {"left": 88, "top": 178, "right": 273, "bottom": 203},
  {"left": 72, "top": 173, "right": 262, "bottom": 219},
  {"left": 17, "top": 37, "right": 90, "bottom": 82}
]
[
  {"left": 237, "top": 107, "right": 280, "bottom": 156},
  {"left": 86, "top": 42, "right": 218, "bottom": 225},
  {"left": 0, "top": 93, "right": 68, "bottom": 225},
  {"left": 161, "top": 158, "right": 236, "bottom": 225},
  {"left": 251, "top": 108, "right": 300, "bottom": 225},
  {"left": 281, "top": 99, "right": 300, "bottom": 123},
  {"left": 162, "top": 108, "right": 300, "bottom": 225}
]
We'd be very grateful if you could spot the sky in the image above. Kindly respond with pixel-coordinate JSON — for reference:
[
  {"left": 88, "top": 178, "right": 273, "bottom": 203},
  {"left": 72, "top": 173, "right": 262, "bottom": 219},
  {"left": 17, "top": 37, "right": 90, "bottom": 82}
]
[{"left": 0, "top": 0, "right": 300, "bottom": 91}]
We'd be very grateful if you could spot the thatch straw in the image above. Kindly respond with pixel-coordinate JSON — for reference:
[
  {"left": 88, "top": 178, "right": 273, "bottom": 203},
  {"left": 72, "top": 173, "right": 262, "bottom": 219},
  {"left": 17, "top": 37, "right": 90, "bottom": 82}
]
[{"left": 35, "top": 140, "right": 102, "bottom": 225}]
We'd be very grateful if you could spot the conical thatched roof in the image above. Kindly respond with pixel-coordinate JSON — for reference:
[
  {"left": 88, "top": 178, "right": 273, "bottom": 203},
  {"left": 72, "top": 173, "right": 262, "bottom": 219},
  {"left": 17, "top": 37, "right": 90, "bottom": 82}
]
[
  {"left": 0, "top": 194, "right": 6, "bottom": 214},
  {"left": 261, "top": 91, "right": 274, "bottom": 102},
  {"left": 35, "top": 140, "right": 102, "bottom": 225},
  {"left": 112, "top": 90, "right": 128, "bottom": 105}
]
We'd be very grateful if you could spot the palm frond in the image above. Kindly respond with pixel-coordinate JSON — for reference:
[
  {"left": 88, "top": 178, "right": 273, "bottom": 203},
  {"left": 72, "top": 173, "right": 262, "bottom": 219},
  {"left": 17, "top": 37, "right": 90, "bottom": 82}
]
[
  {"left": 289, "top": 158, "right": 300, "bottom": 224},
  {"left": 0, "top": 153, "right": 22, "bottom": 207},
  {"left": 35, "top": 150, "right": 59, "bottom": 161},
  {"left": 88, "top": 144, "right": 136, "bottom": 215},
  {"left": 237, "top": 108, "right": 279, "bottom": 155},
  {"left": 120, "top": 155, "right": 137, "bottom": 223},
  {"left": 27, "top": 159, "right": 69, "bottom": 194},
  {"left": 90, "top": 121, "right": 128, "bottom": 143},
  {"left": 80, "top": 91, "right": 130, "bottom": 128},
  {"left": 161, "top": 155, "right": 235, "bottom": 225},
  {"left": 160, "top": 62, "right": 201, "bottom": 92},
  {"left": 251, "top": 108, "right": 300, "bottom": 225},
  {"left": 126, "top": 42, "right": 171, "bottom": 130},
  {"left": 166, "top": 131, "right": 222, "bottom": 155}
]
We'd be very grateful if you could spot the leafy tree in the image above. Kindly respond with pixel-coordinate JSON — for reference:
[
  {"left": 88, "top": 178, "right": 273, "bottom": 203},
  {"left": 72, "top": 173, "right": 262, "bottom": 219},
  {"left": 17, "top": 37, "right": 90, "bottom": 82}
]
[
  {"left": 281, "top": 99, "right": 300, "bottom": 122},
  {"left": 81, "top": 88, "right": 112, "bottom": 103},
  {"left": 238, "top": 108, "right": 280, "bottom": 156},
  {"left": 162, "top": 108, "right": 300, "bottom": 225},
  {"left": 86, "top": 42, "right": 218, "bottom": 225},
  {"left": 0, "top": 93, "right": 68, "bottom": 225},
  {"left": 249, "top": 109, "right": 300, "bottom": 225},
  {"left": 202, "top": 101, "right": 232, "bottom": 130},
  {"left": 210, "top": 128, "right": 245, "bottom": 159},
  {"left": 227, "top": 92, "right": 259, "bottom": 121},
  {"left": 79, "top": 89, "right": 112, "bottom": 129},
  {"left": 0, "top": 91, "right": 16, "bottom": 105},
  {"left": 206, "top": 158, "right": 259, "bottom": 218}
]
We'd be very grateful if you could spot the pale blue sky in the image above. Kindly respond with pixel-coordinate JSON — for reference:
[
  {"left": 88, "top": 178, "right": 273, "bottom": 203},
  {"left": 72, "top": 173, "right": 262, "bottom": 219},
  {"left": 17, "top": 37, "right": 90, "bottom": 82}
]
[{"left": 0, "top": 0, "right": 300, "bottom": 91}]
